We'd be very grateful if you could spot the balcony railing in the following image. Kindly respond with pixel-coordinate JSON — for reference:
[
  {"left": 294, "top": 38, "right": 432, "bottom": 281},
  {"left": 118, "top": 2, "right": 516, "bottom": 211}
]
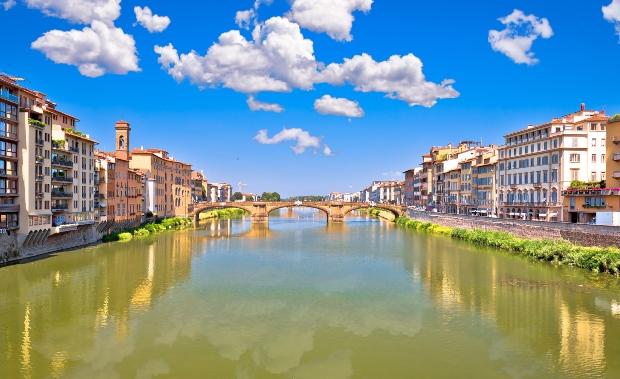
[
  {"left": 52, "top": 175, "right": 72, "bottom": 183},
  {"left": 0, "top": 221, "right": 19, "bottom": 230},
  {"left": 51, "top": 190, "right": 72, "bottom": 198},
  {"left": 0, "top": 169, "right": 17, "bottom": 177},
  {"left": 28, "top": 119, "right": 46, "bottom": 129},
  {"left": 0, "top": 204, "right": 19, "bottom": 212},
  {"left": 51, "top": 204, "right": 69, "bottom": 211},
  {"left": 0, "top": 151, "right": 17, "bottom": 159},
  {"left": 35, "top": 138, "right": 44, "bottom": 145},
  {"left": 0, "top": 91, "right": 18, "bottom": 104},
  {"left": 0, "top": 131, "right": 18, "bottom": 140},
  {"left": 51, "top": 158, "right": 73, "bottom": 168},
  {"left": 69, "top": 146, "right": 79, "bottom": 153}
]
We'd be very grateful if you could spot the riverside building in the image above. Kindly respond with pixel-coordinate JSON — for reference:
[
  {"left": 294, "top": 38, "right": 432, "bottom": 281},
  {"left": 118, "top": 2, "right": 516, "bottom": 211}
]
[
  {"left": 561, "top": 115, "right": 620, "bottom": 225},
  {"left": 497, "top": 104, "right": 607, "bottom": 222}
]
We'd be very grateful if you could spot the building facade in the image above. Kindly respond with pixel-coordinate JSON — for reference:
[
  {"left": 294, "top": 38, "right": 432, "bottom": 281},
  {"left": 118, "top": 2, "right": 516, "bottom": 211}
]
[
  {"left": 562, "top": 115, "right": 620, "bottom": 225},
  {"left": 497, "top": 104, "right": 607, "bottom": 222}
]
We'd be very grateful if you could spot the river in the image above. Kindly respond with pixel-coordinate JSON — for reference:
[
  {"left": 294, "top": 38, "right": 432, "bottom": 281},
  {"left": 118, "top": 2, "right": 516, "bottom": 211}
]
[{"left": 1, "top": 209, "right": 620, "bottom": 378}]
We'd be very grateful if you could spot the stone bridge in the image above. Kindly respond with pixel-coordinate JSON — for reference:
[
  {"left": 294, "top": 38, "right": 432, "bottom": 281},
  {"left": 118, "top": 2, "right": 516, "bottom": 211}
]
[{"left": 191, "top": 201, "right": 406, "bottom": 224}]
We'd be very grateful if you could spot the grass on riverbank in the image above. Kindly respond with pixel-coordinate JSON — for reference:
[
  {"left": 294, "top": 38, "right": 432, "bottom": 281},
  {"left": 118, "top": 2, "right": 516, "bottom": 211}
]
[
  {"left": 102, "top": 217, "right": 193, "bottom": 243},
  {"left": 199, "top": 208, "right": 248, "bottom": 220},
  {"left": 396, "top": 217, "right": 620, "bottom": 275}
]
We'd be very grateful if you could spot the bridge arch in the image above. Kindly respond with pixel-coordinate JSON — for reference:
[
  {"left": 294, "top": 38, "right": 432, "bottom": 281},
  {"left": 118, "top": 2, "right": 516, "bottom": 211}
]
[
  {"left": 266, "top": 203, "right": 331, "bottom": 218},
  {"left": 193, "top": 204, "right": 253, "bottom": 223},
  {"left": 343, "top": 204, "right": 404, "bottom": 219}
]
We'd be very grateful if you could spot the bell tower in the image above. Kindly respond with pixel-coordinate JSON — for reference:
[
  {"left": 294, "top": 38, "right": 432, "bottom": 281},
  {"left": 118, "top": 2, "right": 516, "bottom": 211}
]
[{"left": 115, "top": 121, "right": 130, "bottom": 160}]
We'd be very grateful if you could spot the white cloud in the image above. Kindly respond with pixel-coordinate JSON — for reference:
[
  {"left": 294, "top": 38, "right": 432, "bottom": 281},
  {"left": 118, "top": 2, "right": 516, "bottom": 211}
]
[
  {"left": 154, "top": 17, "right": 319, "bottom": 94},
  {"left": 255, "top": 128, "right": 331, "bottom": 156},
  {"left": 247, "top": 96, "right": 284, "bottom": 113},
  {"left": 3, "top": 0, "right": 15, "bottom": 11},
  {"left": 603, "top": 0, "right": 620, "bottom": 39},
  {"left": 32, "top": 20, "right": 140, "bottom": 77},
  {"left": 488, "top": 9, "right": 553, "bottom": 65},
  {"left": 134, "top": 6, "right": 170, "bottom": 33},
  {"left": 235, "top": 9, "right": 255, "bottom": 29},
  {"left": 314, "top": 95, "right": 363, "bottom": 117},
  {"left": 288, "top": 0, "right": 372, "bottom": 41},
  {"left": 319, "top": 53, "right": 459, "bottom": 107},
  {"left": 25, "top": 0, "right": 120, "bottom": 25},
  {"left": 323, "top": 145, "right": 333, "bottom": 156},
  {"left": 235, "top": 0, "right": 274, "bottom": 29}
]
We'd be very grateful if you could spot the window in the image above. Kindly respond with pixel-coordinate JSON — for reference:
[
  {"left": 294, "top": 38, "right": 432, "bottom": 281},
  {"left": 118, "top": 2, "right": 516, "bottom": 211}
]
[
  {"left": 590, "top": 123, "right": 597, "bottom": 131},
  {"left": 570, "top": 154, "right": 580, "bottom": 163},
  {"left": 602, "top": 172, "right": 606, "bottom": 180},
  {"left": 591, "top": 172, "right": 597, "bottom": 181},
  {"left": 592, "top": 138, "right": 596, "bottom": 147},
  {"left": 551, "top": 169, "right": 558, "bottom": 182},
  {"left": 602, "top": 138, "right": 606, "bottom": 147},
  {"left": 570, "top": 168, "right": 580, "bottom": 181},
  {"left": 592, "top": 154, "right": 597, "bottom": 163}
]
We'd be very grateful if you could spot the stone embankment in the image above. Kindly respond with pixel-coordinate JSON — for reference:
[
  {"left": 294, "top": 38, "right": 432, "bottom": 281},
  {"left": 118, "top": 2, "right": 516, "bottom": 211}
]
[{"left": 407, "top": 211, "right": 620, "bottom": 249}]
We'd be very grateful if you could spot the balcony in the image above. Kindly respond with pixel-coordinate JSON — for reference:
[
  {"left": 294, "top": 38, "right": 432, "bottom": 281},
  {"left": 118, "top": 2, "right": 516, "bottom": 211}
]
[
  {"left": 0, "top": 204, "right": 19, "bottom": 213},
  {"left": 28, "top": 118, "right": 46, "bottom": 129},
  {"left": 0, "top": 189, "right": 18, "bottom": 196},
  {"left": 0, "top": 221, "right": 19, "bottom": 230},
  {"left": 0, "top": 169, "right": 17, "bottom": 178},
  {"left": 51, "top": 158, "right": 73, "bottom": 168},
  {"left": 51, "top": 190, "right": 72, "bottom": 199},
  {"left": 35, "top": 155, "right": 44, "bottom": 163},
  {"left": 0, "top": 90, "right": 18, "bottom": 104},
  {"left": 69, "top": 146, "right": 79, "bottom": 153},
  {"left": 51, "top": 204, "right": 69, "bottom": 212},
  {"left": 52, "top": 175, "right": 72, "bottom": 183},
  {"left": 35, "top": 137, "right": 44, "bottom": 145},
  {"left": 0, "top": 131, "right": 18, "bottom": 141},
  {"left": 0, "top": 151, "right": 17, "bottom": 160}
]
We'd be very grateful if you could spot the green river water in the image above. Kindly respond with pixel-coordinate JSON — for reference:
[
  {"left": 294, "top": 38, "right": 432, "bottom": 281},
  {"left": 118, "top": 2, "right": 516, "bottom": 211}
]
[{"left": 1, "top": 210, "right": 620, "bottom": 378}]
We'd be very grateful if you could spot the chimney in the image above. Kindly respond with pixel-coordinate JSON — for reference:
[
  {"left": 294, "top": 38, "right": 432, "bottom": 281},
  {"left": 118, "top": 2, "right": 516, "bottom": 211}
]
[{"left": 580, "top": 103, "right": 585, "bottom": 112}]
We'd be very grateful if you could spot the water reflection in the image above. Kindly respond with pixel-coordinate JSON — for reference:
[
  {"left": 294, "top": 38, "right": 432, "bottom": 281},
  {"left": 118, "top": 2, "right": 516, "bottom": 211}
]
[{"left": 0, "top": 212, "right": 619, "bottom": 378}]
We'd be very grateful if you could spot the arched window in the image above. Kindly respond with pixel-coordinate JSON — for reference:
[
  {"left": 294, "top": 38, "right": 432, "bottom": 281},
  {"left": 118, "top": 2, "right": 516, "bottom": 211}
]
[{"left": 118, "top": 135, "right": 125, "bottom": 149}]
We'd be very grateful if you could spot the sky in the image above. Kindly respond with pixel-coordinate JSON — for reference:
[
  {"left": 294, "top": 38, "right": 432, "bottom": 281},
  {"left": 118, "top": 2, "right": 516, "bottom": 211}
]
[{"left": 2, "top": 0, "right": 620, "bottom": 197}]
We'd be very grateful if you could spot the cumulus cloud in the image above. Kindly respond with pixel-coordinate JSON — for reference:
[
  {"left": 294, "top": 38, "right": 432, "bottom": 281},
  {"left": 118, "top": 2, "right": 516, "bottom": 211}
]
[
  {"left": 3, "top": 0, "right": 15, "bottom": 10},
  {"left": 288, "top": 0, "right": 373, "bottom": 41},
  {"left": 24, "top": 0, "right": 120, "bottom": 25},
  {"left": 319, "top": 53, "right": 459, "bottom": 107},
  {"left": 314, "top": 95, "right": 364, "bottom": 117},
  {"left": 156, "top": 15, "right": 458, "bottom": 109},
  {"left": 603, "top": 0, "right": 620, "bottom": 39},
  {"left": 154, "top": 17, "right": 318, "bottom": 93},
  {"left": 254, "top": 128, "right": 331, "bottom": 156},
  {"left": 31, "top": 20, "right": 140, "bottom": 77},
  {"left": 323, "top": 145, "right": 333, "bottom": 156},
  {"left": 247, "top": 96, "right": 284, "bottom": 113},
  {"left": 236, "top": 0, "right": 274, "bottom": 29},
  {"left": 488, "top": 9, "right": 553, "bottom": 65},
  {"left": 134, "top": 6, "right": 170, "bottom": 33}
]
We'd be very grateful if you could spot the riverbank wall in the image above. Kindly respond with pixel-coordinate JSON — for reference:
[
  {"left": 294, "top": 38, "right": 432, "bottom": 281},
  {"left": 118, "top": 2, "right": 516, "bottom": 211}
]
[
  {"left": 407, "top": 211, "right": 620, "bottom": 249},
  {"left": 1, "top": 219, "right": 142, "bottom": 264}
]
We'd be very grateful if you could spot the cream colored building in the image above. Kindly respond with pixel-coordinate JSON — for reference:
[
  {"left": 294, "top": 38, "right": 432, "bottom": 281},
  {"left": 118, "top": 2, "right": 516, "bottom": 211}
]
[{"left": 497, "top": 104, "right": 607, "bottom": 222}]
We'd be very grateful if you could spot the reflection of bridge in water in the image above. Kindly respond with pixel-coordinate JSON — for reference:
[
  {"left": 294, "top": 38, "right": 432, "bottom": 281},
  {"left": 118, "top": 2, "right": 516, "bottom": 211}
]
[{"left": 191, "top": 201, "right": 406, "bottom": 224}]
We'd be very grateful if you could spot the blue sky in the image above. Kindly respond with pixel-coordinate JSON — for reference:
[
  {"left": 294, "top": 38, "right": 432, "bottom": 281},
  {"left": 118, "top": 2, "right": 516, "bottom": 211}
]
[{"left": 2, "top": 0, "right": 620, "bottom": 196}]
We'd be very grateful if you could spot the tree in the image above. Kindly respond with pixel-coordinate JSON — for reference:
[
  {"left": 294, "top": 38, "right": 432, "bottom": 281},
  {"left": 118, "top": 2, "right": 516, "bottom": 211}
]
[
  {"left": 232, "top": 192, "right": 243, "bottom": 201},
  {"left": 260, "top": 192, "right": 281, "bottom": 201}
]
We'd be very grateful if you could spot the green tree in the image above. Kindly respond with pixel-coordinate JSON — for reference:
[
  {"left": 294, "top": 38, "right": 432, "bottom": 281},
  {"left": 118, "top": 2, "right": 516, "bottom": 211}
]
[
  {"left": 232, "top": 192, "right": 243, "bottom": 201},
  {"left": 260, "top": 192, "right": 281, "bottom": 201}
]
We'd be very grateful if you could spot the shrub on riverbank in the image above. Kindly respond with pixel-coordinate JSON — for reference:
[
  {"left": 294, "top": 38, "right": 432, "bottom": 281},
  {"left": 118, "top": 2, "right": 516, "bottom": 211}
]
[
  {"left": 396, "top": 217, "right": 620, "bottom": 275},
  {"left": 103, "top": 217, "right": 193, "bottom": 243},
  {"left": 199, "top": 208, "right": 248, "bottom": 220}
]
